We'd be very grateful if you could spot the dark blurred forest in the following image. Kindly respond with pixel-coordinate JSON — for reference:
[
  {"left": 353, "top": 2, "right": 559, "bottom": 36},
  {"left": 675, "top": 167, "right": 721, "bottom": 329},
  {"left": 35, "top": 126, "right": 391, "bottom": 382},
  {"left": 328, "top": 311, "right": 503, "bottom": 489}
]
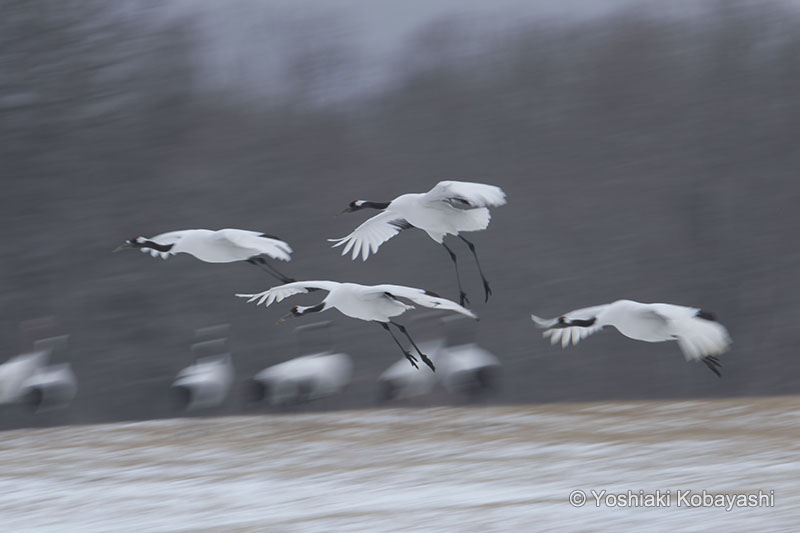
[{"left": 1, "top": 0, "right": 798, "bottom": 428}]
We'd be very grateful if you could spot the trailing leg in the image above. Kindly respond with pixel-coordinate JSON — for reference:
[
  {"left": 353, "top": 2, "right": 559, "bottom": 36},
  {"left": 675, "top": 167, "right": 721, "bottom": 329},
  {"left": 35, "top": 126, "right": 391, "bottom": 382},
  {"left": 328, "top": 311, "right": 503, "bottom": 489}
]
[
  {"left": 442, "top": 242, "right": 469, "bottom": 307},
  {"left": 459, "top": 235, "right": 492, "bottom": 303},
  {"left": 248, "top": 257, "right": 296, "bottom": 284},
  {"left": 379, "top": 322, "right": 418, "bottom": 369},
  {"left": 391, "top": 321, "right": 435, "bottom": 371}
]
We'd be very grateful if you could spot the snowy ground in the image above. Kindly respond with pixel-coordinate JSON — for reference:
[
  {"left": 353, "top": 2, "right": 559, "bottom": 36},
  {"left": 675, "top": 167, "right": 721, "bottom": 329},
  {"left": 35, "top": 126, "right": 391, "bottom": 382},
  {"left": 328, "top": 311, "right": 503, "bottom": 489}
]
[{"left": 1, "top": 397, "right": 798, "bottom": 532}]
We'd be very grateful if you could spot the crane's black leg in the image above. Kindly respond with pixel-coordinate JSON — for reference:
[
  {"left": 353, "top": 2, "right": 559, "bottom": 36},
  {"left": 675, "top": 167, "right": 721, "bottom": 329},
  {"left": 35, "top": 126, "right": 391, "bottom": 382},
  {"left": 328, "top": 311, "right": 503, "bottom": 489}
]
[
  {"left": 246, "top": 258, "right": 274, "bottom": 276},
  {"left": 247, "top": 258, "right": 296, "bottom": 284},
  {"left": 254, "top": 257, "right": 297, "bottom": 283},
  {"left": 442, "top": 242, "right": 469, "bottom": 307},
  {"left": 390, "top": 321, "right": 434, "bottom": 371},
  {"left": 458, "top": 235, "right": 492, "bottom": 303},
  {"left": 379, "top": 322, "right": 418, "bottom": 369},
  {"left": 701, "top": 355, "right": 722, "bottom": 378}
]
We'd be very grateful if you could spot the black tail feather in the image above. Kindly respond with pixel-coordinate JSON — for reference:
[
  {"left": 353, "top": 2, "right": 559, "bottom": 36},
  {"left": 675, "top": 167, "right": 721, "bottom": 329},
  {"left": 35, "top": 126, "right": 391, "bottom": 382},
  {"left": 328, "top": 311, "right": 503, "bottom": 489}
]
[{"left": 702, "top": 355, "right": 722, "bottom": 378}]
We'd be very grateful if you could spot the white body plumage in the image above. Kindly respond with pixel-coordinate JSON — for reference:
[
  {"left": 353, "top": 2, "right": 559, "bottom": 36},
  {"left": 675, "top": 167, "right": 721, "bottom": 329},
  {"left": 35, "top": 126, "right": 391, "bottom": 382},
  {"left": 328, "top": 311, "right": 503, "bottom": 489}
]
[
  {"left": 237, "top": 281, "right": 477, "bottom": 322},
  {"left": 532, "top": 299, "right": 731, "bottom": 374},
  {"left": 119, "top": 228, "right": 292, "bottom": 263},
  {"left": 238, "top": 281, "right": 477, "bottom": 371},
  {"left": 330, "top": 180, "right": 506, "bottom": 261}
]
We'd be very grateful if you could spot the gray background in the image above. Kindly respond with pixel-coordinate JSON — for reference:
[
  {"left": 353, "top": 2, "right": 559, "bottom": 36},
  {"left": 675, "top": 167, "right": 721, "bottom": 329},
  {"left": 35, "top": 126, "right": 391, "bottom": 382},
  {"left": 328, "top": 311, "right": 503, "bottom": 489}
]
[{"left": 1, "top": 0, "right": 797, "bottom": 429}]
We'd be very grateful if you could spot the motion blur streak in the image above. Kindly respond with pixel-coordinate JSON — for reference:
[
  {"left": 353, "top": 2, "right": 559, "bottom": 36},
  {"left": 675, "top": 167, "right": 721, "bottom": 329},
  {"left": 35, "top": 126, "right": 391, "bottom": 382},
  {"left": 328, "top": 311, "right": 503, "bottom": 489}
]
[
  {"left": 0, "top": 0, "right": 797, "bottom": 426},
  {"left": 2, "top": 2, "right": 796, "bottom": 531},
  {"left": 0, "top": 400, "right": 798, "bottom": 531}
]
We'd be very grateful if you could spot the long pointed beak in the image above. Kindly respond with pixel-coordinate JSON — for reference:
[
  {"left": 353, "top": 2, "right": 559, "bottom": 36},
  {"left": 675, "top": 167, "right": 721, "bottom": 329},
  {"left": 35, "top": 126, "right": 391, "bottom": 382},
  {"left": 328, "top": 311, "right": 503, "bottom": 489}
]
[
  {"left": 276, "top": 312, "right": 294, "bottom": 324},
  {"left": 113, "top": 243, "right": 132, "bottom": 253}
]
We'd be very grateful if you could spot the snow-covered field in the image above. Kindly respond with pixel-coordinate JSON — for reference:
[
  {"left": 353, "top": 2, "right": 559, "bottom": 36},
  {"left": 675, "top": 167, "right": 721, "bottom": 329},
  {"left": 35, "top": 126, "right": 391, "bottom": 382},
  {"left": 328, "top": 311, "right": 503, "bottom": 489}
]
[{"left": 1, "top": 397, "right": 798, "bottom": 532}]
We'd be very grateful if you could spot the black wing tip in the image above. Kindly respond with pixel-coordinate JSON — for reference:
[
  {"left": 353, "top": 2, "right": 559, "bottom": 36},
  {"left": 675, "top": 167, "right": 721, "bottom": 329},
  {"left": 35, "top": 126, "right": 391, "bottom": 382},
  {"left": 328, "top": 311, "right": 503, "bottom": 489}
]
[
  {"left": 260, "top": 233, "right": 283, "bottom": 241},
  {"left": 423, "top": 289, "right": 441, "bottom": 298},
  {"left": 696, "top": 310, "right": 717, "bottom": 322}
]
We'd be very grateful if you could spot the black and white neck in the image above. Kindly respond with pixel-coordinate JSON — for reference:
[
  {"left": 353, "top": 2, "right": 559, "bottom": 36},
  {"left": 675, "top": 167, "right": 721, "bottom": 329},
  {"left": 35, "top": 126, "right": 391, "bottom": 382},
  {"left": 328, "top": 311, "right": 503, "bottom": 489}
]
[
  {"left": 348, "top": 200, "right": 390, "bottom": 212},
  {"left": 279, "top": 303, "right": 326, "bottom": 323},
  {"left": 554, "top": 316, "right": 597, "bottom": 328},
  {"left": 129, "top": 237, "right": 174, "bottom": 253}
]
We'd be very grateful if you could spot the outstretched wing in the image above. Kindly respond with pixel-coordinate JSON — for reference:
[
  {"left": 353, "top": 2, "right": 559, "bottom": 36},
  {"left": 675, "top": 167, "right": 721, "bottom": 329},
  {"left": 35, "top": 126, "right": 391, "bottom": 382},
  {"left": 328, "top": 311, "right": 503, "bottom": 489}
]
[
  {"left": 328, "top": 211, "right": 413, "bottom": 261},
  {"left": 217, "top": 229, "right": 293, "bottom": 261},
  {"left": 236, "top": 281, "right": 339, "bottom": 307},
  {"left": 423, "top": 181, "right": 507, "bottom": 210},
  {"left": 372, "top": 284, "right": 478, "bottom": 319},
  {"left": 531, "top": 304, "right": 608, "bottom": 348}
]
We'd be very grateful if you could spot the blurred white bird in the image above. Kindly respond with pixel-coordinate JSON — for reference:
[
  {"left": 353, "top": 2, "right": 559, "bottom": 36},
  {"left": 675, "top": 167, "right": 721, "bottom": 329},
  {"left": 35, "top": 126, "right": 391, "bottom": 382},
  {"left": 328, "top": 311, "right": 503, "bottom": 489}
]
[
  {"left": 377, "top": 338, "right": 501, "bottom": 402},
  {"left": 378, "top": 339, "right": 443, "bottom": 401},
  {"left": 0, "top": 335, "right": 76, "bottom": 411},
  {"left": 250, "top": 352, "right": 353, "bottom": 407},
  {"left": 21, "top": 363, "right": 78, "bottom": 412},
  {"left": 237, "top": 281, "right": 478, "bottom": 371},
  {"left": 330, "top": 180, "right": 507, "bottom": 305},
  {"left": 438, "top": 342, "right": 502, "bottom": 397},
  {"left": 114, "top": 228, "right": 295, "bottom": 283},
  {"left": 531, "top": 299, "right": 731, "bottom": 376},
  {"left": 172, "top": 354, "right": 235, "bottom": 410},
  {"left": 0, "top": 346, "right": 49, "bottom": 405}
]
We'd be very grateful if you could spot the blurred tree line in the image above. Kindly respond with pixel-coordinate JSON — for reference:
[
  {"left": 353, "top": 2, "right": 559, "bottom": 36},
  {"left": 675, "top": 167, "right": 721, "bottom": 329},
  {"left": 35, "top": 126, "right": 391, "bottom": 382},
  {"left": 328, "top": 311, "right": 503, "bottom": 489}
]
[{"left": 0, "top": 0, "right": 797, "bottom": 427}]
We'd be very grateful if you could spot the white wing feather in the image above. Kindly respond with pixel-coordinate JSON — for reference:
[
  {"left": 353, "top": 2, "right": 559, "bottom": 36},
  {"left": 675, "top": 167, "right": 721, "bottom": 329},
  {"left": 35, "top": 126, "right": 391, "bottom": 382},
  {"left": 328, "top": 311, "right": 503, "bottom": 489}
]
[
  {"left": 217, "top": 229, "right": 293, "bottom": 261},
  {"left": 424, "top": 181, "right": 507, "bottom": 209},
  {"left": 328, "top": 211, "right": 411, "bottom": 261},
  {"left": 372, "top": 284, "right": 478, "bottom": 319},
  {"left": 540, "top": 325, "right": 602, "bottom": 348},
  {"left": 236, "top": 281, "right": 339, "bottom": 307},
  {"left": 534, "top": 302, "right": 732, "bottom": 359},
  {"left": 531, "top": 304, "right": 608, "bottom": 347}
]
